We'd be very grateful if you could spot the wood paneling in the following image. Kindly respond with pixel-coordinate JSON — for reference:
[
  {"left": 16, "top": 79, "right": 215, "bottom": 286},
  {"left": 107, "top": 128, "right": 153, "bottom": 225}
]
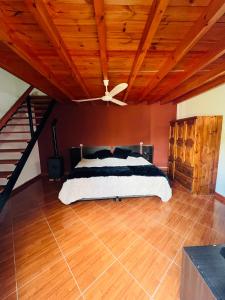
[
  {"left": 0, "top": 1, "right": 225, "bottom": 102},
  {"left": 26, "top": 0, "right": 90, "bottom": 98},
  {"left": 140, "top": 0, "right": 225, "bottom": 101}
]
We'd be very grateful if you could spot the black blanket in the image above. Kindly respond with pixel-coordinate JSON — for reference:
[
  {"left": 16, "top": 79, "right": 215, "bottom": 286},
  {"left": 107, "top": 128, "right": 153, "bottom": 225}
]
[{"left": 68, "top": 165, "right": 167, "bottom": 180}]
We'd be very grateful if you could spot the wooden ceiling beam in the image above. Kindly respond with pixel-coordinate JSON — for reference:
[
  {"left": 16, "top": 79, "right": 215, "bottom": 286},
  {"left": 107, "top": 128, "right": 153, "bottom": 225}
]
[
  {"left": 93, "top": 0, "right": 108, "bottom": 81},
  {"left": 26, "top": 0, "right": 90, "bottom": 98},
  {"left": 123, "top": 0, "right": 169, "bottom": 101},
  {"left": 160, "top": 59, "right": 225, "bottom": 104},
  {"left": 172, "top": 74, "right": 225, "bottom": 105},
  {"left": 140, "top": 0, "right": 225, "bottom": 101},
  {"left": 0, "top": 12, "right": 72, "bottom": 101},
  {"left": 0, "top": 42, "right": 69, "bottom": 102}
]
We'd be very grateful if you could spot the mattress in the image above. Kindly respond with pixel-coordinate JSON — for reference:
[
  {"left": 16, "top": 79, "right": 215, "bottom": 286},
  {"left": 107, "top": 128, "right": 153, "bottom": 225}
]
[{"left": 58, "top": 156, "right": 172, "bottom": 204}]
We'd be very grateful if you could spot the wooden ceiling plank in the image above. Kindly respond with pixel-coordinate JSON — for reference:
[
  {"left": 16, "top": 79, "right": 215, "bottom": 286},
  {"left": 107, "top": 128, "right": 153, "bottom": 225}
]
[
  {"left": 93, "top": 0, "right": 108, "bottom": 80},
  {"left": 0, "top": 44, "right": 68, "bottom": 102},
  {"left": 123, "top": 0, "right": 169, "bottom": 101},
  {"left": 140, "top": 0, "right": 225, "bottom": 100},
  {"left": 173, "top": 74, "right": 225, "bottom": 104},
  {"left": 26, "top": 0, "right": 90, "bottom": 98},
  {"left": 160, "top": 59, "right": 225, "bottom": 104},
  {"left": 0, "top": 12, "right": 72, "bottom": 101},
  {"left": 150, "top": 40, "right": 225, "bottom": 104}
]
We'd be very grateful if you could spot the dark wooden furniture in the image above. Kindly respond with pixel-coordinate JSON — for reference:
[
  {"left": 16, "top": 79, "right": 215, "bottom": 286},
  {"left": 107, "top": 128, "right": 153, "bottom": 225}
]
[
  {"left": 168, "top": 116, "right": 222, "bottom": 194},
  {"left": 70, "top": 145, "right": 154, "bottom": 169},
  {"left": 181, "top": 245, "right": 225, "bottom": 300}
]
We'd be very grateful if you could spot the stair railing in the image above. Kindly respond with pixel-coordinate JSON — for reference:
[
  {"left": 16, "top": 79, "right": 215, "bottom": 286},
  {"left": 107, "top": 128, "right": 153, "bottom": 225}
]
[{"left": 0, "top": 90, "right": 56, "bottom": 211}]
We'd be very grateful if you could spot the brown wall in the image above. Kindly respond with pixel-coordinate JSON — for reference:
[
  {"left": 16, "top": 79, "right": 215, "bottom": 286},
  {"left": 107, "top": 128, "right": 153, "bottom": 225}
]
[{"left": 38, "top": 102, "right": 176, "bottom": 173}]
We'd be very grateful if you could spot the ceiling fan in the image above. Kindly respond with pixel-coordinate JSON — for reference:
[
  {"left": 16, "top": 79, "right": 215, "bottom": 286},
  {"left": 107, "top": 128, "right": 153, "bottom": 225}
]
[{"left": 72, "top": 80, "right": 128, "bottom": 106}]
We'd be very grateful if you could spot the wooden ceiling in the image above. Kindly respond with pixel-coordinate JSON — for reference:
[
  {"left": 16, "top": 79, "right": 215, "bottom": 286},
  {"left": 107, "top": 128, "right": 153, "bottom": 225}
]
[{"left": 0, "top": 0, "right": 225, "bottom": 104}]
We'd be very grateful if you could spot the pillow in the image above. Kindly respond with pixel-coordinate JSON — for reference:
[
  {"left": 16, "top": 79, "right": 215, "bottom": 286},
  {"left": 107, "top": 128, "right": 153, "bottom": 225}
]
[
  {"left": 129, "top": 151, "right": 142, "bottom": 158},
  {"left": 83, "top": 153, "right": 97, "bottom": 159},
  {"left": 113, "top": 147, "right": 131, "bottom": 159},
  {"left": 94, "top": 149, "right": 113, "bottom": 159}
]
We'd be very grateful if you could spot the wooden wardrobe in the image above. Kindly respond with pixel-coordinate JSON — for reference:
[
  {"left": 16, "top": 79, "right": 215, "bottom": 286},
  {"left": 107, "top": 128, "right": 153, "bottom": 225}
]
[{"left": 168, "top": 116, "right": 222, "bottom": 194}]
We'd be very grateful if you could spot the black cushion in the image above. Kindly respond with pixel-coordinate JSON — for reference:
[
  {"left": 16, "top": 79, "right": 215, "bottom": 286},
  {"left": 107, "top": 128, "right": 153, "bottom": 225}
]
[
  {"left": 129, "top": 151, "right": 142, "bottom": 158},
  {"left": 113, "top": 147, "right": 131, "bottom": 159},
  {"left": 95, "top": 149, "right": 113, "bottom": 159},
  {"left": 83, "top": 153, "right": 97, "bottom": 159}
]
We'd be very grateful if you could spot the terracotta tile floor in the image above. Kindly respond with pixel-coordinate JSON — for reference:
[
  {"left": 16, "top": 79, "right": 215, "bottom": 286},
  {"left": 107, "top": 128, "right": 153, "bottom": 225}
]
[{"left": 1, "top": 178, "right": 225, "bottom": 299}]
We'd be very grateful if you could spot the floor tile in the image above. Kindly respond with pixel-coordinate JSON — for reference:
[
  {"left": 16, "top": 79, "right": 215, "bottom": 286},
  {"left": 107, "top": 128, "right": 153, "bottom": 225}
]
[
  {"left": 46, "top": 207, "right": 80, "bottom": 233},
  {"left": 198, "top": 209, "right": 225, "bottom": 234},
  {"left": 13, "top": 207, "right": 45, "bottom": 233},
  {"left": 66, "top": 236, "right": 115, "bottom": 292},
  {"left": 1, "top": 178, "right": 224, "bottom": 299},
  {"left": 142, "top": 222, "right": 184, "bottom": 259},
  {"left": 14, "top": 219, "right": 62, "bottom": 287},
  {"left": 15, "top": 245, "right": 62, "bottom": 288},
  {"left": 153, "top": 263, "right": 180, "bottom": 300},
  {"left": 52, "top": 219, "right": 95, "bottom": 256},
  {"left": 97, "top": 224, "right": 138, "bottom": 257},
  {"left": 184, "top": 222, "right": 225, "bottom": 247},
  {"left": 18, "top": 260, "right": 81, "bottom": 300},
  {"left": 0, "top": 233, "right": 14, "bottom": 264},
  {"left": 119, "top": 238, "right": 170, "bottom": 296},
  {"left": 0, "top": 201, "right": 13, "bottom": 237},
  {"left": 41, "top": 200, "right": 71, "bottom": 217},
  {"left": 0, "top": 257, "right": 16, "bottom": 299},
  {"left": 83, "top": 261, "right": 149, "bottom": 299},
  {"left": 71, "top": 201, "right": 99, "bottom": 220},
  {"left": 171, "top": 201, "right": 201, "bottom": 221},
  {"left": 160, "top": 211, "right": 193, "bottom": 236},
  {"left": 14, "top": 219, "right": 56, "bottom": 259},
  {"left": 77, "top": 207, "right": 121, "bottom": 235},
  {"left": 4, "top": 292, "right": 17, "bottom": 300}
]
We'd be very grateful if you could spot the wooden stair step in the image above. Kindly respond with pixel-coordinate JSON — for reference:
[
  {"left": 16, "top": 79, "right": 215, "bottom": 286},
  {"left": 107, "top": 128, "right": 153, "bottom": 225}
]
[
  {"left": 11, "top": 116, "right": 42, "bottom": 119},
  {"left": 6, "top": 123, "right": 39, "bottom": 126},
  {"left": 0, "top": 171, "right": 11, "bottom": 178},
  {"left": 0, "top": 149, "right": 25, "bottom": 153},
  {"left": 0, "top": 139, "right": 29, "bottom": 143},
  {"left": 21, "top": 104, "right": 48, "bottom": 108},
  {"left": 17, "top": 110, "right": 45, "bottom": 113},
  {"left": 30, "top": 96, "right": 51, "bottom": 100},
  {"left": 0, "top": 159, "right": 18, "bottom": 164},
  {"left": 0, "top": 131, "right": 30, "bottom": 134}
]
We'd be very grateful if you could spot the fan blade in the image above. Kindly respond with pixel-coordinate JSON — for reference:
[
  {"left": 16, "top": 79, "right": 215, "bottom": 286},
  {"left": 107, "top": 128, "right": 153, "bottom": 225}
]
[
  {"left": 110, "top": 98, "right": 127, "bottom": 106},
  {"left": 72, "top": 98, "right": 101, "bottom": 102},
  {"left": 109, "top": 83, "right": 128, "bottom": 97}
]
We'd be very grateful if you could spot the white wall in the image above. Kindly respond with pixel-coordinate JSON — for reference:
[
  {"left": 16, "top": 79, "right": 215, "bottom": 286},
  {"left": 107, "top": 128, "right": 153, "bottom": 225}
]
[
  {"left": 177, "top": 84, "right": 225, "bottom": 196},
  {"left": 0, "top": 68, "right": 29, "bottom": 118},
  {"left": 0, "top": 68, "right": 41, "bottom": 188}
]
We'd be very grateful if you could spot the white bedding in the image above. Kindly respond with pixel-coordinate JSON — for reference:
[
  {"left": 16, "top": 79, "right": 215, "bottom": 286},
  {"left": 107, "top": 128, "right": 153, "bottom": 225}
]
[{"left": 58, "top": 156, "right": 172, "bottom": 204}]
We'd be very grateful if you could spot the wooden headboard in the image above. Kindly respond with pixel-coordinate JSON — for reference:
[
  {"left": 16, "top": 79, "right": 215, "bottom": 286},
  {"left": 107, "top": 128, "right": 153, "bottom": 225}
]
[{"left": 70, "top": 145, "right": 154, "bottom": 169}]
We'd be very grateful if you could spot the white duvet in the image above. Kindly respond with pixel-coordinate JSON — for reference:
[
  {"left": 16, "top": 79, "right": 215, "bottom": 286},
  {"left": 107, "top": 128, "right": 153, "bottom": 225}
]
[{"left": 58, "top": 156, "right": 172, "bottom": 204}]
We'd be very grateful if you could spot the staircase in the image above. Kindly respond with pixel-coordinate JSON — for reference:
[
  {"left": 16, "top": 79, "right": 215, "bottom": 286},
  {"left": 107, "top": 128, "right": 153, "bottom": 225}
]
[{"left": 0, "top": 91, "right": 55, "bottom": 211}]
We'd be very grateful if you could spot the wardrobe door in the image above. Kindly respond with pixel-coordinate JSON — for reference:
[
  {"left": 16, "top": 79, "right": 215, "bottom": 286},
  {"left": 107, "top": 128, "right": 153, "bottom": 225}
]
[
  {"left": 183, "top": 118, "right": 196, "bottom": 178},
  {"left": 175, "top": 120, "right": 185, "bottom": 164},
  {"left": 175, "top": 119, "right": 193, "bottom": 191},
  {"left": 168, "top": 122, "right": 176, "bottom": 179},
  {"left": 198, "top": 116, "right": 222, "bottom": 194}
]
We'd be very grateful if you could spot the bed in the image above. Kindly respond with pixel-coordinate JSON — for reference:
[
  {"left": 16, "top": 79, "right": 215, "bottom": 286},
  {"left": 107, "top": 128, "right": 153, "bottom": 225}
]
[{"left": 58, "top": 145, "right": 172, "bottom": 204}]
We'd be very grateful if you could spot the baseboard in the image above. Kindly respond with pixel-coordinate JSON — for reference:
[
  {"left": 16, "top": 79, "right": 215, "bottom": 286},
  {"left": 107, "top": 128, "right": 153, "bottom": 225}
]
[
  {"left": 214, "top": 192, "right": 225, "bottom": 204},
  {"left": 11, "top": 175, "right": 42, "bottom": 196},
  {"left": 158, "top": 166, "right": 168, "bottom": 172}
]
